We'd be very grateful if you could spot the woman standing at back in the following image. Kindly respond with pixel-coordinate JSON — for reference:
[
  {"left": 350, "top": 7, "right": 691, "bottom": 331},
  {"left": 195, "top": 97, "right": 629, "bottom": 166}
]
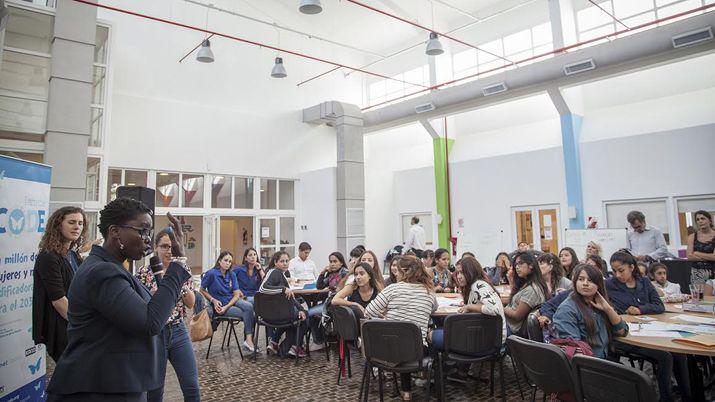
[
  {"left": 32, "top": 206, "right": 87, "bottom": 363},
  {"left": 365, "top": 255, "right": 437, "bottom": 400}
]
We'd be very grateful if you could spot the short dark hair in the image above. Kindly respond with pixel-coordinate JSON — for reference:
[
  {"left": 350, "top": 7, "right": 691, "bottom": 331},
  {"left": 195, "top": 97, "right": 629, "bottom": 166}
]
[
  {"left": 98, "top": 197, "right": 152, "bottom": 238},
  {"left": 350, "top": 245, "right": 365, "bottom": 258},
  {"left": 298, "top": 242, "right": 312, "bottom": 252},
  {"left": 411, "top": 216, "right": 419, "bottom": 224},
  {"left": 694, "top": 210, "right": 714, "bottom": 228},
  {"left": 627, "top": 210, "right": 645, "bottom": 224}
]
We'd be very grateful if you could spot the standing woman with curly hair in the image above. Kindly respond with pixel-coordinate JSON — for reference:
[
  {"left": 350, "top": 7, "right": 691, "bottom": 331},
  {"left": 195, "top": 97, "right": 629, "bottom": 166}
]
[{"left": 32, "top": 206, "right": 87, "bottom": 362}]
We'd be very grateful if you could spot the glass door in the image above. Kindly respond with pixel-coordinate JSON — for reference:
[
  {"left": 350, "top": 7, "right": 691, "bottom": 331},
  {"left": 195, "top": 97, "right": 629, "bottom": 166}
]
[
  {"left": 512, "top": 205, "right": 560, "bottom": 254},
  {"left": 257, "top": 217, "right": 278, "bottom": 266}
]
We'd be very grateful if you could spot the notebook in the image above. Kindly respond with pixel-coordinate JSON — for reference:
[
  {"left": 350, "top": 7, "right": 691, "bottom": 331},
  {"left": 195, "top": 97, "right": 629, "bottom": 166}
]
[{"left": 672, "top": 334, "right": 715, "bottom": 349}]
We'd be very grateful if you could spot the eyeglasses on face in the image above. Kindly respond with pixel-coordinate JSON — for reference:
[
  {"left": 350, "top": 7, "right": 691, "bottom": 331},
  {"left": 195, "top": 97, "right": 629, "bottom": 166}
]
[{"left": 118, "top": 224, "right": 153, "bottom": 240}]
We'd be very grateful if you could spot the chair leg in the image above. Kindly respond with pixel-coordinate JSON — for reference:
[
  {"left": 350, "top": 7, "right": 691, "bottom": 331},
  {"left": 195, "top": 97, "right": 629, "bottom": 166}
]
[
  {"left": 359, "top": 362, "right": 369, "bottom": 401},
  {"left": 438, "top": 353, "right": 445, "bottom": 402},
  {"left": 325, "top": 338, "right": 330, "bottom": 362},
  {"left": 346, "top": 347, "right": 352, "bottom": 378},
  {"left": 530, "top": 387, "right": 537, "bottom": 402},
  {"left": 426, "top": 362, "right": 432, "bottom": 402},
  {"left": 336, "top": 350, "right": 343, "bottom": 385},
  {"left": 363, "top": 363, "right": 372, "bottom": 402},
  {"left": 511, "top": 354, "right": 525, "bottom": 400},
  {"left": 294, "top": 324, "right": 301, "bottom": 365},
  {"left": 392, "top": 373, "right": 399, "bottom": 398},
  {"left": 253, "top": 324, "right": 259, "bottom": 362},
  {"left": 205, "top": 330, "right": 215, "bottom": 360},
  {"left": 378, "top": 368, "right": 384, "bottom": 402},
  {"left": 489, "top": 359, "right": 495, "bottom": 396},
  {"left": 231, "top": 324, "right": 243, "bottom": 360},
  {"left": 220, "top": 322, "right": 230, "bottom": 349},
  {"left": 499, "top": 358, "right": 506, "bottom": 402}
]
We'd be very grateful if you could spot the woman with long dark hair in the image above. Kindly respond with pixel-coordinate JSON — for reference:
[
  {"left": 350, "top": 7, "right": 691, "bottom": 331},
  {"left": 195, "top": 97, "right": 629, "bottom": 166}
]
[
  {"left": 47, "top": 198, "right": 191, "bottom": 401},
  {"left": 486, "top": 252, "right": 511, "bottom": 286},
  {"left": 432, "top": 248, "right": 453, "bottom": 292},
  {"left": 136, "top": 229, "right": 198, "bottom": 401},
  {"left": 200, "top": 251, "right": 258, "bottom": 352},
  {"left": 559, "top": 247, "right": 580, "bottom": 279},
  {"left": 32, "top": 206, "right": 87, "bottom": 363},
  {"left": 553, "top": 264, "right": 627, "bottom": 359},
  {"left": 607, "top": 251, "right": 690, "bottom": 401},
  {"left": 504, "top": 251, "right": 549, "bottom": 337},
  {"left": 537, "top": 253, "right": 572, "bottom": 297},
  {"left": 307, "top": 252, "right": 349, "bottom": 347},
  {"left": 233, "top": 247, "right": 265, "bottom": 304},
  {"left": 385, "top": 255, "right": 402, "bottom": 286},
  {"left": 332, "top": 262, "right": 382, "bottom": 317}
]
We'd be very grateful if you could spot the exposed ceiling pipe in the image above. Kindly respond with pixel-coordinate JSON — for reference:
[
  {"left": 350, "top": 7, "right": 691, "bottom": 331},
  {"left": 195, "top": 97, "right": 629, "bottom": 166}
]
[
  {"left": 345, "top": 0, "right": 513, "bottom": 64},
  {"left": 72, "top": 0, "right": 428, "bottom": 88},
  {"left": 297, "top": 0, "right": 538, "bottom": 87},
  {"left": 361, "top": 3, "right": 715, "bottom": 112},
  {"left": 361, "top": 8, "right": 715, "bottom": 132},
  {"left": 183, "top": 0, "right": 387, "bottom": 59}
]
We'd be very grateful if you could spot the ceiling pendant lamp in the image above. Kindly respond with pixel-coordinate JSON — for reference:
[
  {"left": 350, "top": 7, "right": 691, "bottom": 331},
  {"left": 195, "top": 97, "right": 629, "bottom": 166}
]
[
  {"left": 299, "top": 0, "right": 322, "bottom": 15},
  {"left": 196, "top": 39, "right": 214, "bottom": 63},
  {"left": 425, "top": 32, "right": 444, "bottom": 56},
  {"left": 271, "top": 57, "right": 287, "bottom": 78}
]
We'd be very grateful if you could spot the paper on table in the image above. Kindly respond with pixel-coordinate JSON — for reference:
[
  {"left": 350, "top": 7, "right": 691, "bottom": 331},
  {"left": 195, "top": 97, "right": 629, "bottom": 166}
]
[
  {"left": 290, "top": 283, "right": 305, "bottom": 290},
  {"left": 671, "top": 314, "right": 715, "bottom": 325},
  {"left": 436, "top": 297, "right": 459, "bottom": 307},
  {"left": 630, "top": 330, "right": 683, "bottom": 338},
  {"left": 633, "top": 316, "right": 656, "bottom": 321}
]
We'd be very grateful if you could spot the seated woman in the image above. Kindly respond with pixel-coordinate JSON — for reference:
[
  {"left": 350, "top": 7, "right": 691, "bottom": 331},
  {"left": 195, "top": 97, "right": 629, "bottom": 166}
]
[
  {"left": 608, "top": 251, "right": 690, "bottom": 402},
  {"left": 258, "top": 251, "right": 308, "bottom": 358},
  {"left": 431, "top": 256, "right": 506, "bottom": 351},
  {"left": 200, "top": 251, "right": 258, "bottom": 352},
  {"left": 559, "top": 247, "right": 580, "bottom": 280},
  {"left": 585, "top": 240, "right": 602, "bottom": 258},
  {"left": 332, "top": 262, "right": 383, "bottom": 317},
  {"left": 585, "top": 254, "right": 609, "bottom": 278},
  {"left": 537, "top": 253, "right": 572, "bottom": 297},
  {"left": 384, "top": 255, "right": 401, "bottom": 286},
  {"left": 232, "top": 248, "right": 265, "bottom": 305},
  {"left": 364, "top": 255, "right": 438, "bottom": 401},
  {"left": 307, "top": 252, "right": 349, "bottom": 347},
  {"left": 485, "top": 252, "right": 511, "bottom": 286},
  {"left": 504, "top": 251, "right": 549, "bottom": 337},
  {"left": 648, "top": 262, "right": 681, "bottom": 297},
  {"left": 421, "top": 249, "right": 435, "bottom": 269},
  {"left": 553, "top": 264, "right": 628, "bottom": 359},
  {"left": 432, "top": 248, "right": 454, "bottom": 293},
  {"left": 341, "top": 249, "right": 385, "bottom": 289}
]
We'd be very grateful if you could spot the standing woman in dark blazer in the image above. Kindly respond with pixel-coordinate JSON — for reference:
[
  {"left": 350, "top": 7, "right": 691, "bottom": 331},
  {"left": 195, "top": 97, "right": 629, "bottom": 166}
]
[
  {"left": 47, "top": 198, "right": 191, "bottom": 402},
  {"left": 32, "top": 206, "right": 87, "bottom": 363}
]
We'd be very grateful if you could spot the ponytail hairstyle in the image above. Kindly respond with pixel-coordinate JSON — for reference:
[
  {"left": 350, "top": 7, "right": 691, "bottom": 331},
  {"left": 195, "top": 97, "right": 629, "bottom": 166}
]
[{"left": 610, "top": 250, "right": 640, "bottom": 279}]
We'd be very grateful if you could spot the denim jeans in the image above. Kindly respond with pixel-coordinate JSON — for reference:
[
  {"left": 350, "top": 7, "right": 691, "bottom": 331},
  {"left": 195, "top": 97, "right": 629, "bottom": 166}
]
[
  {"left": 307, "top": 304, "right": 325, "bottom": 343},
  {"left": 148, "top": 323, "right": 200, "bottom": 402},
  {"left": 269, "top": 307, "right": 307, "bottom": 349},
  {"left": 209, "top": 300, "right": 255, "bottom": 336},
  {"left": 614, "top": 343, "right": 691, "bottom": 402}
]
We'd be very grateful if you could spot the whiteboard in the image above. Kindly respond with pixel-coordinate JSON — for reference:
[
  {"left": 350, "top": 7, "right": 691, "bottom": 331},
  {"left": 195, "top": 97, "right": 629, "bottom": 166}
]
[
  {"left": 457, "top": 229, "right": 506, "bottom": 266},
  {"left": 564, "top": 228, "right": 628, "bottom": 270}
]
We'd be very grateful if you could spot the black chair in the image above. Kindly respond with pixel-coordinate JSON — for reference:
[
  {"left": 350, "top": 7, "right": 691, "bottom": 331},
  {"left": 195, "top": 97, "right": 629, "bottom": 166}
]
[
  {"left": 571, "top": 354, "right": 656, "bottom": 402},
  {"left": 202, "top": 292, "right": 244, "bottom": 360},
  {"left": 361, "top": 320, "right": 433, "bottom": 402},
  {"left": 506, "top": 335, "right": 577, "bottom": 402},
  {"left": 437, "top": 313, "right": 505, "bottom": 402},
  {"left": 331, "top": 305, "right": 361, "bottom": 384},
  {"left": 253, "top": 292, "right": 307, "bottom": 364},
  {"left": 526, "top": 313, "right": 544, "bottom": 342}
]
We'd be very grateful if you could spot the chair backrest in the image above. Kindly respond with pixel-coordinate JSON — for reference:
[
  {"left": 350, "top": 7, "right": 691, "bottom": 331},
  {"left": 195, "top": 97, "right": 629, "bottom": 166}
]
[
  {"left": 526, "top": 312, "right": 544, "bottom": 342},
  {"left": 362, "top": 320, "right": 424, "bottom": 367},
  {"left": 332, "top": 305, "right": 360, "bottom": 342},
  {"left": 443, "top": 313, "right": 502, "bottom": 356},
  {"left": 506, "top": 335, "right": 576, "bottom": 395},
  {"left": 254, "top": 292, "right": 295, "bottom": 323},
  {"left": 572, "top": 354, "right": 657, "bottom": 402}
]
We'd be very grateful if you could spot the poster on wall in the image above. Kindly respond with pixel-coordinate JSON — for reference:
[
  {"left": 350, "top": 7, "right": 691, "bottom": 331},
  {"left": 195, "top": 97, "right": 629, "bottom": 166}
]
[{"left": 0, "top": 155, "right": 51, "bottom": 401}]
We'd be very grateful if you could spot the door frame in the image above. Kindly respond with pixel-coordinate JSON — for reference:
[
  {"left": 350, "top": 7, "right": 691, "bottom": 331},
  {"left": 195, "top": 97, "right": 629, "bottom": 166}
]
[{"left": 510, "top": 204, "right": 562, "bottom": 252}]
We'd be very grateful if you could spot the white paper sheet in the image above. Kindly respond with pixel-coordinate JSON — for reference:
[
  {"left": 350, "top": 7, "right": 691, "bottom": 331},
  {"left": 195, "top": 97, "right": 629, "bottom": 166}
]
[
  {"left": 436, "top": 297, "right": 459, "bottom": 307},
  {"left": 671, "top": 314, "right": 715, "bottom": 325},
  {"left": 629, "top": 331, "right": 682, "bottom": 338},
  {"left": 633, "top": 316, "right": 656, "bottom": 321}
]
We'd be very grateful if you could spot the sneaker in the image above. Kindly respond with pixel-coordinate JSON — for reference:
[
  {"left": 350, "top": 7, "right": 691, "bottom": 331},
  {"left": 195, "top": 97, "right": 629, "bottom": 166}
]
[
  {"left": 288, "top": 345, "right": 307, "bottom": 358},
  {"left": 309, "top": 341, "right": 326, "bottom": 352},
  {"left": 414, "top": 378, "right": 428, "bottom": 387},
  {"left": 266, "top": 340, "right": 278, "bottom": 355},
  {"left": 243, "top": 341, "right": 261, "bottom": 353}
]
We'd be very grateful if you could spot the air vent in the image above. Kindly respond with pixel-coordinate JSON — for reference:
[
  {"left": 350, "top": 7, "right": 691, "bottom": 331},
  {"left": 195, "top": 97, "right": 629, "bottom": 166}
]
[
  {"left": 563, "top": 59, "right": 596, "bottom": 75},
  {"left": 672, "top": 27, "right": 713, "bottom": 48},
  {"left": 482, "top": 82, "right": 508, "bottom": 96},
  {"left": 414, "top": 102, "right": 436, "bottom": 114}
]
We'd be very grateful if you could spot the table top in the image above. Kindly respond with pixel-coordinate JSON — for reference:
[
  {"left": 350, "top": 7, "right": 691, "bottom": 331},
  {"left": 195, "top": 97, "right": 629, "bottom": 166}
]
[
  {"left": 289, "top": 281, "right": 329, "bottom": 295},
  {"left": 663, "top": 295, "right": 714, "bottom": 317},
  {"left": 616, "top": 312, "right": 715, "bottom": 357}
]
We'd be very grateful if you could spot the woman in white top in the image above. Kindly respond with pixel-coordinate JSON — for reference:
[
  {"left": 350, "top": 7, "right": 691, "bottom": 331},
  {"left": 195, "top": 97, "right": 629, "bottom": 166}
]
[
  {"left": 430, "top": 256, "right": 506, "bottom": 352},
  {"left": 364, "top": 255, "right": 437, "bottom": 401}
]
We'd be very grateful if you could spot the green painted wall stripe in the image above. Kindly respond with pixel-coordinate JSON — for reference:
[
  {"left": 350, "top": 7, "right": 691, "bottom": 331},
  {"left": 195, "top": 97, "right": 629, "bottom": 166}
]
[{"left": 432, "top": 137, "right": 454, "bottom": 251}]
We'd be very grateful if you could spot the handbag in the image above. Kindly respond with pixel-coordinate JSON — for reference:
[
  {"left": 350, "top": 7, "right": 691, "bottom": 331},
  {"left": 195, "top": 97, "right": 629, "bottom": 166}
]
[{"left": 189, "top": 307, "right": 213, "bottom": 342}]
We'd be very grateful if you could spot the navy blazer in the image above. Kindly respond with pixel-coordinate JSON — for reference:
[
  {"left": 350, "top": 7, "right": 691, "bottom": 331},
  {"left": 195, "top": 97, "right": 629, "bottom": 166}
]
[
  {"left": 47, "top": 245, "right": 191, "bottom": 395},
  {"left": 606, "top": 276, "right": 664, "bottom": 315}
]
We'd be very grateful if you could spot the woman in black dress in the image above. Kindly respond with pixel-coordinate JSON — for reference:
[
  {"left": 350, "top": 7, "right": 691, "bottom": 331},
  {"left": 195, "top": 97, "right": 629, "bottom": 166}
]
[
  {"left": 687, "top": 210, "right": 715, "bottom": 283},
  {"left": 32, "top": 206, "right": 87, "bottom": 362}
]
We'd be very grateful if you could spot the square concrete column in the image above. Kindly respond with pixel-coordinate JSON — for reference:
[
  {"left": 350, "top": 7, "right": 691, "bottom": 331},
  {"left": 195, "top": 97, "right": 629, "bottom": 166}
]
[{"left": 44, "top": 0, "right": 96, "bottom": 204}]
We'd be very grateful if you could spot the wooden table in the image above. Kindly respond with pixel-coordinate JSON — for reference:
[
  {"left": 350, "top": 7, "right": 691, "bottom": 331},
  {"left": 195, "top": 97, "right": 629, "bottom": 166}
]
[
  {"left": 617, "top": 311, "right": 715, "bottom": 402},
  {"left": 664, "top": 295, "right": 715, "bottom": 317}
]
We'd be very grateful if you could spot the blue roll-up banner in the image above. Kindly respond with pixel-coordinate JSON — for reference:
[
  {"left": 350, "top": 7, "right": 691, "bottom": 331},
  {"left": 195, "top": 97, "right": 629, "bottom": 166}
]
[{"left": 0, "top": 155, "right": 51, "bottom": 401}]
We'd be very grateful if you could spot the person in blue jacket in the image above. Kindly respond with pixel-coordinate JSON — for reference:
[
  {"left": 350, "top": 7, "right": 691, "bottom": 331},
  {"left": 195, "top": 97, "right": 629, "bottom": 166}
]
[{"left": 607, "top": 251, "right": 690, "bottom": 402}]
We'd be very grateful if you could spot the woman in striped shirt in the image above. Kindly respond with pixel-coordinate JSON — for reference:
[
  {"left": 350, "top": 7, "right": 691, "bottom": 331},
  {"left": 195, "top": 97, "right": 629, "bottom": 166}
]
[{"left": 364, "top": 255, "right": 437, "bottom": 401}]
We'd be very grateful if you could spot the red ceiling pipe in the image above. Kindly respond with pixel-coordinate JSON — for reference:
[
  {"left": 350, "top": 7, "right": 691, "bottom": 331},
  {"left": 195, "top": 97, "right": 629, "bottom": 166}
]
[
  {"left": 345, "top": 0, "right": 513, "bottom": 65},
  {"left": 71, "top": 0, "right": 429, "bottom": 88},
  {"left": 361, "top": 3, "right": 715, "bottom": 111}
]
